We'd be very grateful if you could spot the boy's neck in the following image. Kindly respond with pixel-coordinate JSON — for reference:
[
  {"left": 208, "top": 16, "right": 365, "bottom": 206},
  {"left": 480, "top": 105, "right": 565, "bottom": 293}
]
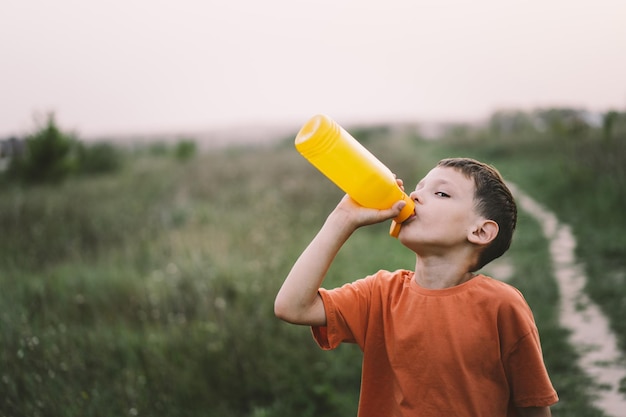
[{"left": 413, "top": 255, "right": 476, "bottom": 289}]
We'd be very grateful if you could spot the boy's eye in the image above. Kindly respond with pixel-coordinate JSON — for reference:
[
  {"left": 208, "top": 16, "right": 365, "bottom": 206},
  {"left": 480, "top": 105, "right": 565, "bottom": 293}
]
[{"left": 435, "top": 192, "right": 450, "bottom": 198}]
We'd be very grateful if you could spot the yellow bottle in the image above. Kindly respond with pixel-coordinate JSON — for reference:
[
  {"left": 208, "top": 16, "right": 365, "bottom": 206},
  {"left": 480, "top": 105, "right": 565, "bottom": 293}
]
[{"left": 295, "top": 114, "right": 415, "bottom": 238}]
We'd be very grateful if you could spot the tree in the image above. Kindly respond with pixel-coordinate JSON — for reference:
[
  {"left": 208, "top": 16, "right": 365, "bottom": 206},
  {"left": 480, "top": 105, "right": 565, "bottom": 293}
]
[{"left": 7, "top": 113, "right": 78, "bottom": 183}]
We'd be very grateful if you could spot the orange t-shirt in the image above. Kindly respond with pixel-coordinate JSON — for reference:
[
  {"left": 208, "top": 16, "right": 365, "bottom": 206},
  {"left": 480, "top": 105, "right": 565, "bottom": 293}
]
[{"left": 312, "top": 270, "right": 558, "bottom": 417}]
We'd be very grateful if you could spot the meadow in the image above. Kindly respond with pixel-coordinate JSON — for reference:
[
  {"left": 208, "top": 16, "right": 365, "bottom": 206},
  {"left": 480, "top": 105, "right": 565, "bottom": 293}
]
[{"left": 0, "top": 110, "right": 624, "bottom": 416}]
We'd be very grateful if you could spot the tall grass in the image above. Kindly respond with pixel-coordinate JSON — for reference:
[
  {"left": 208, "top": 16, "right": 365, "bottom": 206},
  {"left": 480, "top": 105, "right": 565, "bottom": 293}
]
[
  {"left": 0, "top": 123, "right": 622, "bottom": 416},
  {"left": 0, "top": 145, "right": 365, "bottom": 417}
]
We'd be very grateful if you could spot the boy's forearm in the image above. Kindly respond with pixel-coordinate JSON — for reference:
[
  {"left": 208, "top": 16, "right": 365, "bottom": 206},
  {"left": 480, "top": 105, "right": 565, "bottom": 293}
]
[{"left": 274, "top": 211, "right": 356, "bottom": 326}]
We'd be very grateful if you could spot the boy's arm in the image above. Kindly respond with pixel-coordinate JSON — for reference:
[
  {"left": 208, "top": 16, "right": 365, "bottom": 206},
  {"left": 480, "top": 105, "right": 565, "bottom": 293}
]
[
  {"left": 516, "top": 406, "right": 552, "bottom": 417},
  {"left": 274, "top": 194, "right": 406, "bottom": 326}
]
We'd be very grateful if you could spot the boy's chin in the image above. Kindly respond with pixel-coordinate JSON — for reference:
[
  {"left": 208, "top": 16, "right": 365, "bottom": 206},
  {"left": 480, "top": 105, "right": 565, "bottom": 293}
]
[{"left": 397, "top": 232, "right": 417, "bottom": 249}]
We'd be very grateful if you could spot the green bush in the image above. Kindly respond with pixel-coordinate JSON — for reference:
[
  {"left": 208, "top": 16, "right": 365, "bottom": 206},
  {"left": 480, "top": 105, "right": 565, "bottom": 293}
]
[
  {"left": 77, "top": 141, "right": 124, "bottom": 175},
  {"left": 5, "top": 115, "right": 125, "bottom": 184},
  {"left": 602, "top": 110, "right": 626, "bottom": 142},
  {"left": 174, "top": 139, "right": 197, "bottom": 162},
  {"left": 8, "top": 113, "right": 78, "bottom": 183}
]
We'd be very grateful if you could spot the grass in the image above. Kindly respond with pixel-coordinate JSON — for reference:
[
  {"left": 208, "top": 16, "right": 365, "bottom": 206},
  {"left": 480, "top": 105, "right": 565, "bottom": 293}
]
[{"left": 0, "top": 122, "right": 624, "bottom": 416}]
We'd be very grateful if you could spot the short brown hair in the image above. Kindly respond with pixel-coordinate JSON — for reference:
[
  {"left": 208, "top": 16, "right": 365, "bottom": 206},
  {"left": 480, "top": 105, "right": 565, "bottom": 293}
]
[{"left": 437, "top": 158, "right": 517, "bottom": 271}]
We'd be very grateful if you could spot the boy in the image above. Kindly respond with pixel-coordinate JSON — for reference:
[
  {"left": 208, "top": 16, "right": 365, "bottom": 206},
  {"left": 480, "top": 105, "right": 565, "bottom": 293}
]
[{"left": 275, "top": 158, "right": 558, "bottom": 417}]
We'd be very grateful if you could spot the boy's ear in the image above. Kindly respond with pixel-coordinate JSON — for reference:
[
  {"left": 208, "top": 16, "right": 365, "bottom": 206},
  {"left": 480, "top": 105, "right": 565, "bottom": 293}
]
[{"left": 468, "top": 219, "right": 499, "bottom": 245}]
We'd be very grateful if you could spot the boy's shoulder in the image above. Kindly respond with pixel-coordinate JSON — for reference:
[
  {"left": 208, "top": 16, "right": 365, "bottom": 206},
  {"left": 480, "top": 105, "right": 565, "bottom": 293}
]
[
  {"left": 363, "top": 269, "right": 413, "bottom": 289},
  {"left": 349, "top": 269, "right": 412, "bottom": 297},
  {"left": 473, "top": 275, "right": 536, "bottom": 323},
  {"left": 474, "top": 274, "right": 523, "bottom": 295}
]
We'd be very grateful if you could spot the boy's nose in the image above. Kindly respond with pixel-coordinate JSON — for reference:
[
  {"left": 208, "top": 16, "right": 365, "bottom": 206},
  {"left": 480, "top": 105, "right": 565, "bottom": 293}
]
[{"left": 409, "top": 190, "right": 421, "bottom": 203}]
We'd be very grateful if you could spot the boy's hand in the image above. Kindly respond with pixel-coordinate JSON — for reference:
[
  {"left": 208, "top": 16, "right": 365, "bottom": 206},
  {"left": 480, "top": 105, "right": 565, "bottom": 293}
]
[{"left": 330, "top": 177, "right": 408, "bottom": 230}]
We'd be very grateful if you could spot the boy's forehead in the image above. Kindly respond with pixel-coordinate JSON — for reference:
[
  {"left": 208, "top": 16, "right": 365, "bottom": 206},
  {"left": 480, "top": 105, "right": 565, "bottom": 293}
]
[
  {"left": 422, "top": 166, "right": 470, "bottom": 182},
  {"left": 419, "top": 167, "right": 476, "bottom": 191}
]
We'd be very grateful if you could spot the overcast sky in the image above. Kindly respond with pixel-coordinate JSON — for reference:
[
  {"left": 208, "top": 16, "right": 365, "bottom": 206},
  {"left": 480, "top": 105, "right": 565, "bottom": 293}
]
[{"left": 2, "top": 0, "right": 625, "bottom": 138}]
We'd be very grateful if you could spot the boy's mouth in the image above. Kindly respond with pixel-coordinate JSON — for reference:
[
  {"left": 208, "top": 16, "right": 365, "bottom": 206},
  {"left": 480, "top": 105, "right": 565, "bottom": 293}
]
[{"left": 403, "top": 211, "right": 417, "bottom": 223}]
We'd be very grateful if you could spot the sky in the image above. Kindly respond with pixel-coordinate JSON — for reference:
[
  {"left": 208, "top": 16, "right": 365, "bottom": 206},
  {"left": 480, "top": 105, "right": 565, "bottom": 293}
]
[{"left": 2, "top": 0, "right": 626, "bottom": 139}]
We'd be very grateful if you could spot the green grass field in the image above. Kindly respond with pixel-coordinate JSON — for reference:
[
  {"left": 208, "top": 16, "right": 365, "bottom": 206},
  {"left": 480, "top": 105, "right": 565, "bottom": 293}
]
[{"left": 1, "top": 115, "right": 624, "bottom": 416}]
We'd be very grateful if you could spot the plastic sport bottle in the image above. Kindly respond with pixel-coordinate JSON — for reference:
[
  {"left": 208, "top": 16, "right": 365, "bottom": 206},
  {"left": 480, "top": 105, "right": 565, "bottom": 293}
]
[{"left": 294, "top": 114, "right": 415, "bottom": 238}]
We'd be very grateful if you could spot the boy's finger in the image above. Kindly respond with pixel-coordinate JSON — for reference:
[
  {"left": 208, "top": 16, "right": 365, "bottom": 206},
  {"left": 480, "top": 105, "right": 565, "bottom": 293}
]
[
  {"left": 393, "top": 200, "right": 407, "bottom": 212},
  {"left": 395, "top": 177, "right": 405, "bottom": 191}
]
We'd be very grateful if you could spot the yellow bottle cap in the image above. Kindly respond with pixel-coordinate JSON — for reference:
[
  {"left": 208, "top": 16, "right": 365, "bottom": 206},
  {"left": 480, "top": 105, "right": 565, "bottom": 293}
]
[{"left": 389, "top": 220, "right": 402, "bottom": 238}]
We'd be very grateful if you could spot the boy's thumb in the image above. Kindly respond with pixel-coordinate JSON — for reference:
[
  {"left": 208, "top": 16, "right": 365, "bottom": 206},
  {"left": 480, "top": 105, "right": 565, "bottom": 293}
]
[{"left": 395, "top": 200, "right": 407, "bottom": 211}]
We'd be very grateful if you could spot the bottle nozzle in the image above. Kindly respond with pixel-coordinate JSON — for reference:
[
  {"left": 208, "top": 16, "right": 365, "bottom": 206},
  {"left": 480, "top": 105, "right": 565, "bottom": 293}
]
[
  {"left": 389, "top": 194, "right": 415, "bottom": 238},
  {"left": 389, "top": 220, "right": 402, "bottom": 238}
]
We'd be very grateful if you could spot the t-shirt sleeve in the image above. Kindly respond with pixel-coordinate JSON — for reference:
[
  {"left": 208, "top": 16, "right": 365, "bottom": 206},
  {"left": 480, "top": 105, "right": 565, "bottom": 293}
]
[
  {"left": 499, "top": 294, "right": 559, "bottom": 408},
  {"left": 311, "top": 276, "right": 375, "bottom": 351},
  {"left": 506, "top": 328, "right": 559, "bottom": 407}
]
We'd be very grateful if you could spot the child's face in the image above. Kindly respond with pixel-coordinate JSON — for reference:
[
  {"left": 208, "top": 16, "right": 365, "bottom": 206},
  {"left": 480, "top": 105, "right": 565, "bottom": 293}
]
[{"left": 398, "top": 166, "right": 483, "bottom": 252}]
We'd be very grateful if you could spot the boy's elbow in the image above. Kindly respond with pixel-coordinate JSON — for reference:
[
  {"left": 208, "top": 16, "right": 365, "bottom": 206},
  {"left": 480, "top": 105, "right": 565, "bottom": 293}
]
[
  {"left": 273, "top": 295, "right": 294, "bottom": 323},
  {"left": 274, "top": 293, "right": 325, "bottom": 326},
  {"left": 273, "top": 299, "right": 286, "bottom": 321}
]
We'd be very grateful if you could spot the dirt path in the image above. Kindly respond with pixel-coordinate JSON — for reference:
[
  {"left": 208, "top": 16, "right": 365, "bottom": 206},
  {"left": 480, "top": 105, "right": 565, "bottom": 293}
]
[{"left": 508, "top": 184, "right": 626, "bottom": 417}]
